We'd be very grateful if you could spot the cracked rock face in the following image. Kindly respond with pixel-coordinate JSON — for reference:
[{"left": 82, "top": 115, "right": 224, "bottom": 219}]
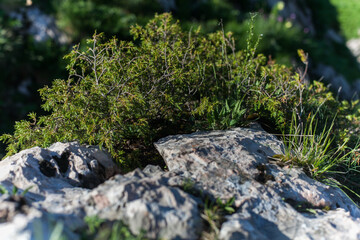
[
  {"left": 0, "top": 142, "right": 119, "bottom": 239},
  {"left": 155, "top": 127, "right": 360, "bottom": 240},
  {"left": 1, "top": 127, "right": 360, "bottom": 240},
  {"left": 84, "top": 168, "right": 203, "bottom": 240},
  {"left": 0, "top": 142, "right": 203, "bottom": 240}
]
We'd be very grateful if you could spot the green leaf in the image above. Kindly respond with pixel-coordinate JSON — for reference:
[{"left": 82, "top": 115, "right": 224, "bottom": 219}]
[
  {"left": 229, "top": 119, "right": 237, "bottom": 126},
  {"left": 12, "top": 186, "right": 18, "bottom": 195},
  {"left": 21, "top": 186, "right": 34, "bottom": 197},
  {"left": 0, "top": 185, "right": 8, "bottom": 195},
  {"left": 224, "top": 206, "right": 235, "bottom": 214}
]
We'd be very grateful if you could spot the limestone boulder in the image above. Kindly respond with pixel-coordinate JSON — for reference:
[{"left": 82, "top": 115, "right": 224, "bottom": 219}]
[
  {"left": 0, "top": 142, "right": 203, "bottom": 240},
  {"left": 1, "top": 126, "right": 360, "bottom": 239},
  {"left": 155, "top": 127, "right": 360, "bottom": 240},
  {"left": 84, "top": 167, "right": 203, "bottom": 240},
  {"left": 0, "top": 141, "right": 119, "bottom": 239}
]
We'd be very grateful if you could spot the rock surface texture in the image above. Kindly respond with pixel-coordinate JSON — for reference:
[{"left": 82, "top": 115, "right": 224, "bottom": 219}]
[
  {"left": 155, "top": 127, "right": 360, "bottom": 239},
  {"left": 0, "top": 142, "right": 119, "bottom": 239},
  {"left": 0, "top": 128, "right": 360, "bottom": 239}
]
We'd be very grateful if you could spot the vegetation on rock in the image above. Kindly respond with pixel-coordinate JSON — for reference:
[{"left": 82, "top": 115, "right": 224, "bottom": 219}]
[
  {"left": 2, "top": 13, "right": 360, "bottom": 202},
  {"left": 2, "top": 1, "right": 360, "bottom": 160}
]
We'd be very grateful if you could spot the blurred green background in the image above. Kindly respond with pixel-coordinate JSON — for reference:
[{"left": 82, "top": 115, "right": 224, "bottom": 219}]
[{"left": 1, "top": 0, "right": 360, "bottom": 157}]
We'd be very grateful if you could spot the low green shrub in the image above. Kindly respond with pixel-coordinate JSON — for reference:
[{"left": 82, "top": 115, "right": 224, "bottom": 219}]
[{"left": 1, "top": 13, "right": 359, "bottom": 176}]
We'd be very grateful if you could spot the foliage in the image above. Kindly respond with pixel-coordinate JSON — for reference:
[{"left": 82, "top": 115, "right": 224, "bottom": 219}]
[
  {"left": 270, "top": 88, "right": 360, "bottom": 202},
  {"left": 0, "top": 10, "right": 22, "bottom": 61},
  {"left": 2, "top": 14, "right": 360, "bottom": 204},
  {"left": 82, "top": 216, "right": 147, "bottom": 240},
  {"left": 227, "top": 2, "right": 306, "bottom": 66},
  {"left": 0, "top": 184, "right": 33, "bottom": 197},
  {"left": 230, "top": 1, "right": 360, "bottom": 83},
  {"left": 3, "top": 0, "right": 360, "bottom": 162},
  {"left": 273, "top": 112, "right": 353, "bottom": 178},
  {"left": 200, "top": 197, "right": 235, "bottom": 240},
  {"left": 0, "top": 13, "right": 309, "bottom": 169},
  {"left": 301, "top": 0, "right": 360, "bottom": 83},
  {"left": 181, "top": 177, "right": 237, "bottom": 239},
  {"left": 329, "top": 0, "right": 360, "bottom": 39}
]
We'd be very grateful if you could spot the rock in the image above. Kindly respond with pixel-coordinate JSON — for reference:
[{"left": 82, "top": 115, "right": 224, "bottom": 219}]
[
  {"left": 84, "top": 169, "right": 203, "bottom": 240},
  {"left": 0, "top": 141, "right": 119, "bottom": 239},
  {"left": 1, "top": 127, "right": 360, "bottom": 239},
  {"left": 155, "top": 127, "right": 360, "bottom": 240},
  {"left": 267, "top": 165, "right": 359, "bottom": 214},
  {"left": 0, "top": 193, "right": 79, "bottom": 240},
  {"left": 0, "top": 142, "right": 202, "bottom": 240},
  {"left": 219, "top": 206, "right": 360, "bottom": 240},
  {"left": 155, "top": 127, "right": 285, "bottom": 203},
  {"left": 0, "top": 141, "right": 118, "bottom": 192},
  {"left": 347, "top": 38, "right": 360, "bottom": 63}
]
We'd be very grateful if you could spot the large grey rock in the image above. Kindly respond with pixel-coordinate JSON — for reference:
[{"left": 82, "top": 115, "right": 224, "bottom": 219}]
[
  {"left": 217, "top": 175, "right": 360, "bottom": 240},
  {"left": 0, "top": 141, "right": 119, "bottom": 239},
  {"left": 84, "top": 168, "right": 203, "bottom": 240},
  {"left": 0, "top": 142, "right": 203, "bottom": 240},
  {"left": 2, "top": 126, "right": 360, "bottom": 240},
  {"left": 155, "top": 127, "right": 284, "bottom": 204},
  {"left": 155, "top": 127, "right": 360, "bottom": 240},
  {"left": 220, "top": 204, "right": 360, "bottom": 240},
  {"left": 0, "top": 141, "right": 118, "bottom": 194},
  {"left": 0, "top": 194, "right": 79, "bottom": 240}
]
